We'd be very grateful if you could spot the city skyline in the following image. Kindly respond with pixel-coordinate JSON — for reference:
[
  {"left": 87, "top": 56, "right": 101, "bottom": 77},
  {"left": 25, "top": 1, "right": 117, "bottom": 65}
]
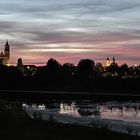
[{"left": 0, "top": 0, "right": 140, "bottom": 65}]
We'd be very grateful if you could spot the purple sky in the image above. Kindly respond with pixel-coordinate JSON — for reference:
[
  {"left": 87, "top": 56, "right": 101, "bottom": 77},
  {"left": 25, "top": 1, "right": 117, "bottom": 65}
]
[{"left": 0, "top": 0, "right": 140, "bottom": 66}]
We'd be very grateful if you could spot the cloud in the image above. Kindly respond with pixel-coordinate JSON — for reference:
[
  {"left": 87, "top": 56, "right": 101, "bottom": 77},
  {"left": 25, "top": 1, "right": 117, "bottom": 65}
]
[{"left": 0, "top": 0, "right": 140, "bottom": 65}]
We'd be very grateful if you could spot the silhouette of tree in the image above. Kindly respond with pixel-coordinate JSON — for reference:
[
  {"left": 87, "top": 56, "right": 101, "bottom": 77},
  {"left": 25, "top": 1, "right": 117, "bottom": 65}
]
[
  {"left": 34, "top": 66, "right": 47, "bottom": 80},
  {"left": 0, "top": 65, "right": 22, "bottom": 80},
  {"left": 77, "top": 59, "right": 95, "bottom": 80},
  {"left": 17, "top": 58, "right": 23, "bottom": 67},
  {"left": 120, "top": 63, "right": 129, "bottom": 77},
  {"left": 106, "top": 63, "right": 119, "bottom": 77},
  {"left": 17, "top": 58, "right": 24, "bottom": 74},
  {"left": 47, "top": 58, "right": 61, "bottom": 72},
  {"left": 61, "top": 63, "right": 76, "bottom": 84},
  {"left": 46, "top": 58, "right": 62, "bottom": 83},
  {"left": 95, "top": 63, "right": 104, "bottom": 77},
  {"left": 8, "top": 66, "right": 23, "bottom": 79},
  {"left": 0, "top": 65, "right": 23, "bottom": 90}
]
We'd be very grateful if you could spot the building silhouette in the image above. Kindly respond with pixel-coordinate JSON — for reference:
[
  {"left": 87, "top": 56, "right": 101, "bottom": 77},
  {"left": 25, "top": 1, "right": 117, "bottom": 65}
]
[
  {"left": 0, "top": 41, "right": 10, "bottom": 66},
  {"left": 106, "top": 56, "right": 115, "bottom": 67}
]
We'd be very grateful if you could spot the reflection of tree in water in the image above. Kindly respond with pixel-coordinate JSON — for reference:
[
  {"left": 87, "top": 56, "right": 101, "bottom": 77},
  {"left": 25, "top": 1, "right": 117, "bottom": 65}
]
[
  {"left": 78, "top": 109, "right": 100, "bottom": 116},
  {"left": 78, "top": 107, "right": 100, "bottom": 117},
  {"left": 118, "top": 106, "right": 123, "bottom": 116},
  {"left": 131, "top": 104, "right": 139, "bottom": 118},
  {"left": 60, "top": 102, "right": 140, "bottom": 118},
  {"left": 100, "top": 103, "right": 140, "bottom": 118}
]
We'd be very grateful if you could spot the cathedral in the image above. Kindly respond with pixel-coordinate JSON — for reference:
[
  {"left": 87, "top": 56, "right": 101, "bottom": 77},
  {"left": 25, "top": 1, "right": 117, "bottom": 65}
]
[
  {"left": 0, "top": 41, "right": 10, "bottom": 66},
  {"left": 106, "top": 56, "right": 115, "bottom": 67}
]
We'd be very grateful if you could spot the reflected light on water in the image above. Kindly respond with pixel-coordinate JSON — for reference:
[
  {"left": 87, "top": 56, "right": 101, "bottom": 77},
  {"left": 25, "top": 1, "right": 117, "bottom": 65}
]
[
  {"left": 59, "top": 102, "right": 80, "bottom": 117},
  {"left": 22, "top": 101, "right": 140, "bottom": 135},
  {"left": 99, "top": 103, "right": 140, "bottom": 122},
  {"left": 22, "top": 103, "right": 46, "bottom": 110},
  {"left": 22, "top": 101, "right": 140, "bottom": 123}
]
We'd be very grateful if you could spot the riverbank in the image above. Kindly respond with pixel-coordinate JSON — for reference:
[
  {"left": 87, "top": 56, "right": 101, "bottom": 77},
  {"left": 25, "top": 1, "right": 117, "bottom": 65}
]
[
  {"left": 2, "top": 120, "right": 140, "bottom": 140},
  {"left": 0, "top": 90, "right": 140, "bottom": 102}
]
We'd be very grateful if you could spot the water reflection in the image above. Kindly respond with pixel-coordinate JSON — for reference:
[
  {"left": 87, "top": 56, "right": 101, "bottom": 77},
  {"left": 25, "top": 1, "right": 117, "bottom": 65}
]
[
  {"left": 58, "top": 102, "right": 140, "bottom": 122},
  {"left": 22, "top": 103, "right": 46, "bottom": 110},
  {"left": 22, "top": 101, "right": 140, "bottom": 135},
  {"left": 59, "top": 102, "right": 80, "bottom": 117},
  {"left": 99, "top": 103, "right": 140, "bottom": 122},
  {"left": 22, "top": 101, "right": 140, "bottom": 123}
]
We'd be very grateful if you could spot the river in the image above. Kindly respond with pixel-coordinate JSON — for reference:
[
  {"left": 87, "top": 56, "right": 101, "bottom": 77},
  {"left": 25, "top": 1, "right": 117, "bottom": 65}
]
[{"left": 22, "top": 100, "right": 140, "bottom": 135}]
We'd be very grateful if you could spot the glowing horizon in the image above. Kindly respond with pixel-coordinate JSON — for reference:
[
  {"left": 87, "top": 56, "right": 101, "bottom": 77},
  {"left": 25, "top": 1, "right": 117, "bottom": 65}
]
[{"left": 0, "top": 0, "right": 140, "bottom": 66}]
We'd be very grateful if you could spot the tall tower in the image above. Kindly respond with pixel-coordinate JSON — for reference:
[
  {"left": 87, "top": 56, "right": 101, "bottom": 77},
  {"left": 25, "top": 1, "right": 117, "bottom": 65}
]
[
  {"left": 4, "top": 40, "right": 10, "bottom": 66},
  {"left": 112, "top": 56, "right": 116, "bottom": 65},
  {"left": 106, "top": 57, "right": 110, "bottom": 67}
]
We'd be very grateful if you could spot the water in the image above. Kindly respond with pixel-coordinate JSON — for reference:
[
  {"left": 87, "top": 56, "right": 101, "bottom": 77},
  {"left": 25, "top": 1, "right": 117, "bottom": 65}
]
[{"left": 22, "top": 100, "right": 140, "bottom": 135}]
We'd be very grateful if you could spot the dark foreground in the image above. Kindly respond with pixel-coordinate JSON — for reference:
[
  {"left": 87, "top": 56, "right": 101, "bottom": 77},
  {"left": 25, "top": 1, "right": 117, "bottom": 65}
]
[{"left": 0, "top": 99, "right": 140, "bottom": 140}]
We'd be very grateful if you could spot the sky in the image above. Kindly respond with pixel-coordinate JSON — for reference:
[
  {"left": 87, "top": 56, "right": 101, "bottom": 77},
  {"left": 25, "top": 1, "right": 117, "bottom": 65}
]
[{"left": 0, "top": 0, "right": 140, "bottom": 66}]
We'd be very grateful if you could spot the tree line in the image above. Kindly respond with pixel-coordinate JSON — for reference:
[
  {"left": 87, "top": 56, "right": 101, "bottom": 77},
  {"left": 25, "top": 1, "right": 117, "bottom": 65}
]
[{"left": 0, "top": 58, "right": 139, "bottom": 92}]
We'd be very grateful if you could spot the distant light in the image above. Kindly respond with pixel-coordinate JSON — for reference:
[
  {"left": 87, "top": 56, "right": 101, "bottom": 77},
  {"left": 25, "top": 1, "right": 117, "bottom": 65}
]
[
  {"left": 134, "top": 64, "right": 138, "bottom": 67},
  {"left": 6, "top": 64, "right": 10, "bottom": 67}
]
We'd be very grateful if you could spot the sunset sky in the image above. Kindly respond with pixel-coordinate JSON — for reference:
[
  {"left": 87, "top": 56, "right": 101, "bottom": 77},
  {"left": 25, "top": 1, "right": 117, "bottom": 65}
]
[{"left": 0, "top": 0, "right": 140, "bottom": 65}]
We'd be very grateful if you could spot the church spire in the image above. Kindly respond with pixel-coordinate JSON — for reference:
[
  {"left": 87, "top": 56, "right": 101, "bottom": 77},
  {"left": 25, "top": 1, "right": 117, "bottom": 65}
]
[
  {"left": 4, "top": 40, "right": 10, "bottom": 59},
  {"left": 5, "top": 40, "right": 10, "bottom": 52},
  {"left": 113, "top": 56, "right": 115, "bottom": 63},
  {"left": 5, "top": 40, "right": 9, "bottom": 47},
  {"left": 107, "top": 57, "right": 109, "bottom": 60}
]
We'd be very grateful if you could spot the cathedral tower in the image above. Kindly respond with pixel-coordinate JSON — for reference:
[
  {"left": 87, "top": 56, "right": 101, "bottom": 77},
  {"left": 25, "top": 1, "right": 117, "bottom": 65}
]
[
  {"left": 112, "top": 56, "right": 115, "bottom": 64},
  {"left": 0, "top": 40, "right": 10, "bottom": 66},
  {"left": 4, "top": 40, "right": 10, "bottom": 65},
  {"left": 106, "top": 57, "right": 110, "bottom": 67}
]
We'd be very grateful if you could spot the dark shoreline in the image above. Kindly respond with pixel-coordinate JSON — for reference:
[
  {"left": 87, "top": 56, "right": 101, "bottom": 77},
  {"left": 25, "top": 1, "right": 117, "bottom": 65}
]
[
  {"left": 0, "top": 91, "right": 140, "bottom": 140},
  {"left": 0, "top": 90, "right": 140, "bottom": 102}
]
